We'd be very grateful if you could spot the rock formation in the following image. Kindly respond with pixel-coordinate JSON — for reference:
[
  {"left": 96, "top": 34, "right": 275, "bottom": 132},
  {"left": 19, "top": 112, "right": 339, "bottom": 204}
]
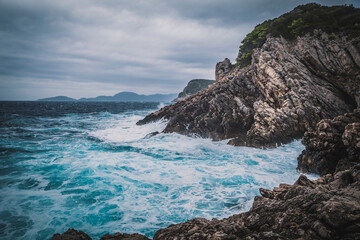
[
  {"left": 50, "top": 228, "right": 92, "bottom": 240},
  {"left": 298, "top": 108, "right": 360, "bottom": 176},
  {"left": 215, "top": 58, "right": 233, "bottom": 82},
  {"left": 174, "top": 79, "right": 215, "bottom": 102},
  {"left": 50, "top": 229, "right": 150, "bottom": 240},
  {"left": 138, "top": 31, "right": 360, "bottom": 149}
]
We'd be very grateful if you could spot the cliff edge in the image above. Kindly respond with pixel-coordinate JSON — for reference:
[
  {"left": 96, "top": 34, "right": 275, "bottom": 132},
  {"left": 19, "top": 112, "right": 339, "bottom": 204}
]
[
  {"left": 138, "top": 4, "right": 360, "bottom": 176},
  {"left": 138, "top": 31, "right": 359, "bottom": 149}
]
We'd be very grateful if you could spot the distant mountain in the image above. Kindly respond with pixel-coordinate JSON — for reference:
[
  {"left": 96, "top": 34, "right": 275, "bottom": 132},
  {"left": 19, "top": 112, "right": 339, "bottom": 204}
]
[
  {"left": 37, "top": 96, "right": 76, "bottom": 102},
  {"left": 38, "top": 92, "right": 179, "bottom": 102},
  {"left": 174, "top": 79, "right": 215, "bottom": 102},
  {"left": 78, "top": 92, "right": 177, "bottom": 102}
]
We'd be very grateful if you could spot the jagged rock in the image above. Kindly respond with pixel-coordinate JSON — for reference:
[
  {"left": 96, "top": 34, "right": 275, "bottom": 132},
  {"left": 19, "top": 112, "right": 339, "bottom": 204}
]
[
  {"left": 215, "top": 58, "right": 233, "bottom": 82},
  {"left": 152, "top": 164, "right": 360, "bottom": 240},
  {"left": 51, "top": 230, "right": 150, "bottom": 240},
  {"left": 138, "top": 31, "right": 359, "bottom": 148},
  {"left": 174, "top": 79, "right": 215, "bottom": 102},
  {"left": 298, "top": 108, "right": 360, "bottom": 175},
  {"left": 50, "top": 228, "right": 91, "bottom": 240},
  {"left": 137, "top": 70, "right": 259, "bottom": 141},
  {"left": 100, "top": 232, "right": 150, "bottom": 240}
]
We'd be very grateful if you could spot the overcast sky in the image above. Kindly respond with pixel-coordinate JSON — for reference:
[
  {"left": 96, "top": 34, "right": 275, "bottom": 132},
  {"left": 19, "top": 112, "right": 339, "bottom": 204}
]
[{"left": 0, "top": 0, "right": 359, "bottom": 100}]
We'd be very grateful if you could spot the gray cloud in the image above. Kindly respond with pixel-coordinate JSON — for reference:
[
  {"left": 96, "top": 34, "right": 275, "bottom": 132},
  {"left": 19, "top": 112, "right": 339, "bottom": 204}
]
[{"left": 0, "top": 0, "right": 359, "bottom": 100}]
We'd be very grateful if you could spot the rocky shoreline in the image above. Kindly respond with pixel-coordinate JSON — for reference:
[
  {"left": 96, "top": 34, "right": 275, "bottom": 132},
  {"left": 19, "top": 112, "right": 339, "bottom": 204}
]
[
  {"left": 137, "top": 31, "right": 359, "bottom": 149},
  {"left": 52, "top": 4, "right": 360, "bottom": 240},
  {"left": 51, "top": 164, "right": 360, "bottom": 240}
]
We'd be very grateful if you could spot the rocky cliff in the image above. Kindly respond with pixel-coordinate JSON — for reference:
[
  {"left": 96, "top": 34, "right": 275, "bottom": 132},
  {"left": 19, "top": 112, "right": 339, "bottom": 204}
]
[
  {"left": 138, "top": 31, "right": 360, "bottom": 150},
  {"left": 174, "top": 79, "right": 215, "bottom": 102}
]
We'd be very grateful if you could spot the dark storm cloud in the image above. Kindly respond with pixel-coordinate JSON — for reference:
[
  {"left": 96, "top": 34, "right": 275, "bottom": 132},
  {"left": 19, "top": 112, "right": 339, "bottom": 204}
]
[{"left": 0, "top": 0, "right": 359, "bottom": 100}]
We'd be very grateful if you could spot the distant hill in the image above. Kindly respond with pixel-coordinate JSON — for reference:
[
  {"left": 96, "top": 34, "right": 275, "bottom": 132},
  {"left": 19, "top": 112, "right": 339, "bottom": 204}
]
[
  {"left": 36, "top": 92, "right": 176, "bottom": 102},
  {"left": 78, "top": 92, "right": 177, "bottom": 102},
  {"left": 37, "top": 96, "right": 76, "bottom": 102},
  {"left": 174, "top": 79, "right": 215, "bottom": 102}
]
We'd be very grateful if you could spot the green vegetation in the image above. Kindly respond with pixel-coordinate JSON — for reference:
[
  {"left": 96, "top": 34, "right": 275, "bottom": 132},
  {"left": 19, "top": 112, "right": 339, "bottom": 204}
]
[
  {"left": 236, "top": 3, "right": 360, "bottom": 68},
  {"left": 177, "top": 79, "right": 215, "bottom": 99}
]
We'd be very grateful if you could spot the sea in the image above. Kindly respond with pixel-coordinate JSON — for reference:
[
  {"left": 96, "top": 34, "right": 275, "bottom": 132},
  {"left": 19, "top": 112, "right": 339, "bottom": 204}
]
[{"left": 0, "top": 101, "right": 310, "bottom": 239}]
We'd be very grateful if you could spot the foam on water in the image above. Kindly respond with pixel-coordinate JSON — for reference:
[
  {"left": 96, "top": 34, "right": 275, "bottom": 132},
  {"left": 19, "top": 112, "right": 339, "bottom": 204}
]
[{"left": 0, "top": 105, "right": 314, "bottom": 240}]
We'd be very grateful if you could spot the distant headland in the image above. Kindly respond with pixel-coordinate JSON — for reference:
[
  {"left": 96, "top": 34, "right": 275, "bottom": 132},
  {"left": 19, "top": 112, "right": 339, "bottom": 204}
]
[{"left": 37, "top": 92, "right": 177, "bottom": 102}]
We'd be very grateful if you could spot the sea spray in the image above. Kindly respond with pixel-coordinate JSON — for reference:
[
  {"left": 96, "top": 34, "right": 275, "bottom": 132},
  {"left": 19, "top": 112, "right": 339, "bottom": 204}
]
[{"left": 0, "top": 102, "right": 309, "bottom": 239}]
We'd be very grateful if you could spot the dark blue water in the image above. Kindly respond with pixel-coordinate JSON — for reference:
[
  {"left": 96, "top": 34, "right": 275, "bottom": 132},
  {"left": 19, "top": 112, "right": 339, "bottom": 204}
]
[{"left": 0, "top": 101, "right": 307, "bottom": 239}]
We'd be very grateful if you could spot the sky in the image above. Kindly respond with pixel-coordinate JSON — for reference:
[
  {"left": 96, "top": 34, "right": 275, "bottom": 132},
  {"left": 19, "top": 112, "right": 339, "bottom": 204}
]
[{"left": 0, "top": 0, "right": 359, "bottom": 100}]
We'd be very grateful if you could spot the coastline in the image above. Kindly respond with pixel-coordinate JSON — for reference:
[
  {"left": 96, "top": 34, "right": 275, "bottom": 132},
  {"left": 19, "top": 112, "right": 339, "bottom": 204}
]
[{"left": 51, "top": 4, "right": 360, "bottom": 239}]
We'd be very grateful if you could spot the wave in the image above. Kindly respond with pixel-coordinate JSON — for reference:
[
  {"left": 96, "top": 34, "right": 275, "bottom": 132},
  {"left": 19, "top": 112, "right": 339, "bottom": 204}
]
[{"left": 0, "top": 107, "right": 312, "bottom": 239}]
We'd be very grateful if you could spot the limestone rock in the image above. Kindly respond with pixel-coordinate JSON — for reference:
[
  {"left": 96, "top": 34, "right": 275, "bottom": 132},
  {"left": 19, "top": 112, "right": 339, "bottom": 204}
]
[
  {"left": 215, "top": 58, "right": 233, "bottom": 82},
  {"left": 138, "top": 31, "right": 360, "bottom": 148},
  {"left": 50, "top": 229, "right": 92, "bottom": 240},
  {"left": 298, "top": 108, "right": 360, "bottom": 175}
]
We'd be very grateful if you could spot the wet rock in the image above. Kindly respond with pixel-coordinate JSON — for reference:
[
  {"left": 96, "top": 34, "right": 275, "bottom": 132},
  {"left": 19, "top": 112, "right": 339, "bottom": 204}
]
[
  {"left": 259, "top": 188, "right": 274, "bottom": 199},
  {"left": 50, "top": 228, "right": 91, "bottom": 240},
  {"left": 138, "top": 31, "right": 359, "bottom": 148},
  {"left": 144, "top": 131, "right": 159, "bottom": 139},
  {"left": 51, "top": 230, "right": 150, "bottom": 240},
  {"left": 100, "top": 232, "right": 150, "bottom": 240}
]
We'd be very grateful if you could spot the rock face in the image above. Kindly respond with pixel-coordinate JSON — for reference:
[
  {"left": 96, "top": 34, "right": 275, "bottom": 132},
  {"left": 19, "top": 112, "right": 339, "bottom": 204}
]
[
  {"left": 174, "top": 79, "right": 215, "bottom": 102},
  {"left": 50, "top": 229, "right": 150, "bottom": 240},
  {"left": 138, "top": 31, "right": 360, "bottom": 148},
  {"left": 298, "top": 108, "right": 360, "bottom": 176},
  {"left": 215, "top": 58, "right": 233, "bottom": 82},
  {"left": 50, "top": 228, "right": 92, "bottom": 240},
  {"left": 153, "top": 164, "right": 360, "bottom": 240},
  {"left": 100, "top": 232, "right": 150, "bottom": 240}
]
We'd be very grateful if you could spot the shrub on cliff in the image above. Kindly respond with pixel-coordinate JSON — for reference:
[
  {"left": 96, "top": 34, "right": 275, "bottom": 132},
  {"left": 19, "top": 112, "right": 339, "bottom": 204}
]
[{"left": 236, "top": 3, "right": 360, "bottom": 67}]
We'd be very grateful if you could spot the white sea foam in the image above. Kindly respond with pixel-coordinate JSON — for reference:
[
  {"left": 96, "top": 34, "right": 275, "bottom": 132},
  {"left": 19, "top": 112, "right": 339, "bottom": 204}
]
[
  {"left": 0, "top": 109, "right": 317, "bottom": 239},
  {"left": 91, "top": 115, "right": 167, "bottom": 143}
]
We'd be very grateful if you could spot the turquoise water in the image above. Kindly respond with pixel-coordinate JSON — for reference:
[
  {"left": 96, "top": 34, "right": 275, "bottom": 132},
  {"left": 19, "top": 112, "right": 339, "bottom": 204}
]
[{"left": 0, "top": 102, "right": 306, "bottom": 239}]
